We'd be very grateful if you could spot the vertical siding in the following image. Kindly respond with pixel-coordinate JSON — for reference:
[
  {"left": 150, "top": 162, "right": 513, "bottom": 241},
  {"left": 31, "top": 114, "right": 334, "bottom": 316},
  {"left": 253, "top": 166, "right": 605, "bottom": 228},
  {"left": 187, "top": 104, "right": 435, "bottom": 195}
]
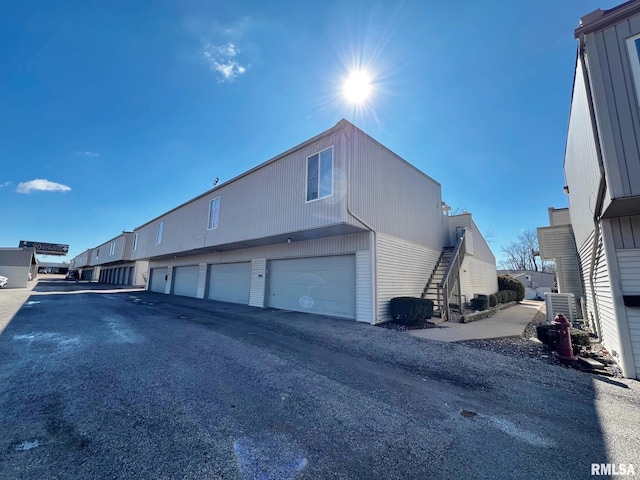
[
  {"left": 356, "top": 249, "right": 373, "bottom": 323},
  {"left": 249, "top": 259, "right": 267, "bottom": 307},
  {"left": 131, "top": 132, "right": 348, "bottom": 260},
  {"left": 564, "top": 55, "right": 604, "bottom": 248},
  {"left": 537, "top": 225, "right": 583, "bottom": 297},
  {"left": 346, "top": 126, "right": 446, "bottom": 251},
  {"left": 610, "top": 215, "right": 640, "bottom": 248},
  {"left": 617, "top": 249, "right": 640, "bottom": 378},
  {"left": 375, "top": 233, "right": 440, "bottom": 324}
]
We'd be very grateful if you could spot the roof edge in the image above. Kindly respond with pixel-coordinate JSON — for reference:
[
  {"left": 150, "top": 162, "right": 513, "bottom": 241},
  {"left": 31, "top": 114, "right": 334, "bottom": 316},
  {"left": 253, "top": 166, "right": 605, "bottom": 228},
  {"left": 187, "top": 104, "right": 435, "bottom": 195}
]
[{"left": 575, "top": 0, "right": 640, "bottom": 37}]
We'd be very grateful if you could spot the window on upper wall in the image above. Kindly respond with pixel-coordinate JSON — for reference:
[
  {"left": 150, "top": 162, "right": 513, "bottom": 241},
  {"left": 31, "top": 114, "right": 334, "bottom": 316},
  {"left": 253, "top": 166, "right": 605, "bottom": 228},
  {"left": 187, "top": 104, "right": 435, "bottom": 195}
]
[
  {"left": 627, "top": 33, "right": 640, "bottom": 100},
  {"left": 109, "top": 242, "right": 115, "bottom": 256},
  {"left": 306, "top": 147, "right": 333, "bottom": 202},
  {"left": 208, "top": 197, "right": 220, "bottom": 230},
  {"left": 133, "top": 232, "right": 138, "bottom": 251},
  {"left": 156, "top": 222, "right": 164, "bottom": 245},
  {"left": 95, "top": 249, "right": 100, "bottom": 260}
]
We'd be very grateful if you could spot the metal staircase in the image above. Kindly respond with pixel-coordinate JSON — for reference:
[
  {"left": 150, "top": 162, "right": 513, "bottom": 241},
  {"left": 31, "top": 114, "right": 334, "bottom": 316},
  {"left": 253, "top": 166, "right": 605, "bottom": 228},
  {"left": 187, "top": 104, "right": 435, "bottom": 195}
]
[{"left": 422, "top": 247, "right": 454, "bottom": 318}]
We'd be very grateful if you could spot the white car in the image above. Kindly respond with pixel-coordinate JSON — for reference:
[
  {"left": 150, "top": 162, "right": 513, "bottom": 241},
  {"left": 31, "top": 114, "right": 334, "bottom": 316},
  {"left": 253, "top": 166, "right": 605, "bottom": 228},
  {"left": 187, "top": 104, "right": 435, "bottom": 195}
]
[{"left": 0, "top": 276, "right": 8, "bottom": 288}]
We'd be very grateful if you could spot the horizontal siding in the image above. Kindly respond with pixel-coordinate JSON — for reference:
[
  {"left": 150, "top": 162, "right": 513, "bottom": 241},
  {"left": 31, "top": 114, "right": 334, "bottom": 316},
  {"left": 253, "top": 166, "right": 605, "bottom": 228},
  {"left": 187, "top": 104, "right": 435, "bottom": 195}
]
[
  {"left": 611, "top": 215, "right": 640, "bottom": 249},
  {"left": 628, "top": 308, "right": 640, "bottom": 376},
  {"left": 0, "top": 249, "right": 35, "bottom": 267},
  {"left": 460, "top": 256, "right": 498, "bottom": 303},
  {"left": 249, "top": 259, "right": 267, "bottom": 308},
  {"left": 356, "top": 249, "right": 373, "bottom": 323},
  {"left": 549, "top": 208, "right": 571, "bottom": 226},
  {"left": 537, "top": 225, "right": 576, "bottom": 259},
  {"left": 594, "top": 236, "right": 623, "bottom": 363},
  {"left": 617, "top": 249, "right": 640, "bottom": 378},
  {"left": 578, "top": 232, "right": 595, "bottom": 321},
  {"left": 91, "top": 234, "right": 131, "bottom": 266},
  {"left": 375, "top": 233, "right": 440, "bottom": 324}
]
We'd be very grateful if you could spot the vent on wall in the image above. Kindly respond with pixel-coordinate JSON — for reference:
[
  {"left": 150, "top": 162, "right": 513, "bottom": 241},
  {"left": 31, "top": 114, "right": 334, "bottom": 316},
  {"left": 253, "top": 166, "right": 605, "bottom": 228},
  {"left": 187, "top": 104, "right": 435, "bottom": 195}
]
[{"left": 544, "top": 293, "right": 577, "bottom": 324}]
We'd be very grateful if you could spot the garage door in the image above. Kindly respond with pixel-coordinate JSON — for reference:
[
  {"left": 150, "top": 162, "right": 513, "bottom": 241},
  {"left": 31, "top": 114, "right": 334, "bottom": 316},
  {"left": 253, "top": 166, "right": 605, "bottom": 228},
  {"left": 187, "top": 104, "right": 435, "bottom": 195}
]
[
  {"left": 82, "top": 269, "right": 94, "bottom": 281},
  {"left": 208, "top": 262, "right": 251, "bottom": 304},
  {"left": 173, "top": 265, "right": 199, "bottom": 297},
  {"left": 149, "top": 267, "right": 167, "bottom": 293},
  {"left": 268, "top": 255, "right": 355, "bottom": 318}
]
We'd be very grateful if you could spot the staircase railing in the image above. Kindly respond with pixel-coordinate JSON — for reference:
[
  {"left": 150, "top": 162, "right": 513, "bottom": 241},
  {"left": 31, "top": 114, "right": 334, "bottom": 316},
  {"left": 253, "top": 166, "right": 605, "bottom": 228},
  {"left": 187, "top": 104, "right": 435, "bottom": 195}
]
[
  {"left": 438, "top": 228, "right": 467, "bottom": 322},
  {"left": 422, "top": 250, "right": 446, "bottom": 299}
]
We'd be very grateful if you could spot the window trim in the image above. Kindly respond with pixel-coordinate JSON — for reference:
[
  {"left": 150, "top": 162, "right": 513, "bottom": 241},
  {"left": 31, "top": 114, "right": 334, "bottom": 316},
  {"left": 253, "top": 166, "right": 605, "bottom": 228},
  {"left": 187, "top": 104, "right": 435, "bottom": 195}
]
[
  {"left": 133, "top": 232, "right": 138, "bottom": 251},
  {"left": 305, "top": 146, "right": 334, "bottom": 203},
  {"left": 156, "top": 222, "right": 164, "bottom": 245},
  {"left": 627, "top": 33, "right": 640, "bottom": 103},
  {"left": 207, "top": 196, "right": 221, "bottom": 230}
]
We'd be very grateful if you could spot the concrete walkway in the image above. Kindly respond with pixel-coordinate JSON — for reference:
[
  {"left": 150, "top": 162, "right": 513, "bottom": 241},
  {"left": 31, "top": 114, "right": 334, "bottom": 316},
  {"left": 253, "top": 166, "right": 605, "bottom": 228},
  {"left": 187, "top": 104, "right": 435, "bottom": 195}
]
[{"left": 408, "top": 300, "right": 543, "bottom": 342}]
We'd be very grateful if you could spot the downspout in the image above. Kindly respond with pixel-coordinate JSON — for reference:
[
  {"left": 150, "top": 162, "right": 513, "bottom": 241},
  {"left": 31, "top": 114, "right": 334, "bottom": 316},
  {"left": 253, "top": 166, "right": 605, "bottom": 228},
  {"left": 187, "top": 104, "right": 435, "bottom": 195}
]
[
  {"left": 578, "top": 38, "right": 606, "bottom": 339},
  {"left": 340, "top": 122, "right": 377, "bottom": 324}
]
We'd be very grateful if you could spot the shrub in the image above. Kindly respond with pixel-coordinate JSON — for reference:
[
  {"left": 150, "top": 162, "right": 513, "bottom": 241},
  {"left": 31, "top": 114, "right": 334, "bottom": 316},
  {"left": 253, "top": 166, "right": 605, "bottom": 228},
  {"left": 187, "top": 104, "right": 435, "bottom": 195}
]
[
  {"left": 390, "top": 297, "right": 434, "bottom": 324},
  {"left": 470, "top": 295, "right": 488, "bottom": 311},
  {"left": 495, "top": 291, "right": 508, "bottom": 304},
  {"left": 571, "top": 328, "right": 591, "bottom": 349},
  {"left": 536, "top": 325, "right": 556, "bottom": 347},
  {"left": 489, "top": 294, "right": 497, "bottom": 307},
  {"left": 498, "top": 275, "right": 525, "bottom": 301},
  {"left": 506, "top": 290, "right": 517, "bottom": 302}
]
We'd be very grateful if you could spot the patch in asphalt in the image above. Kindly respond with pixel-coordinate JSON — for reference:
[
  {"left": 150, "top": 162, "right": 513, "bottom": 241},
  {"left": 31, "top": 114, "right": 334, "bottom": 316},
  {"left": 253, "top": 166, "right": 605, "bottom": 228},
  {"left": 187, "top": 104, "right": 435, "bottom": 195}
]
[
  {"left": 460, "top": 410, "right": 477, "bottom": 419},
  {"left": 481, "top": 415, "right": 556, "bottom": 448},
  {"left": 14, "top": 440, "right": 41, "bottom": 451},
  {"left": 12, "top": 333, "right": 81, "bottom": 352},
  {"left": 234, "top": 432, "right": 308, "bottom": 480}
]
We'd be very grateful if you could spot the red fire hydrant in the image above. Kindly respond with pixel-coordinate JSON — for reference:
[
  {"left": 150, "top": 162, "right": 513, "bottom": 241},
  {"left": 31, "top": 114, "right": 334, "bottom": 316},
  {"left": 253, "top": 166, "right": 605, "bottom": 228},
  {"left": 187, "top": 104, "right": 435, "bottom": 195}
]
[{"left": 553, "top": 313, "right": 576, "bottom": 361}]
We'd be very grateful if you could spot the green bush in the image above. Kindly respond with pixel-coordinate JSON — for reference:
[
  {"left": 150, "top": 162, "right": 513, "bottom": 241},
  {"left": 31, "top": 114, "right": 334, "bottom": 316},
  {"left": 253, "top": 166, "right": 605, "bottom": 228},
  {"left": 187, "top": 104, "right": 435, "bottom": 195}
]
[
  {"left": 470, "top": 295, "right": 488, "bottom": 311},
  {"left": 498, "top": 275, "right": 525, "bottom": 301},
  {"left": 571, "top": 328, "right": 591, "bottom": 349},
  {"left": 495, "top": 291, "right": 507, "bottom": 304},
  {"left": 390, "top": 297, "right": 434, "bottom": 324},
  {"left": 489, "top": 294, "right": 498, "bottom": 307},
  {"left": 506, "top": 290, "right": 517, "bottom": 302}
]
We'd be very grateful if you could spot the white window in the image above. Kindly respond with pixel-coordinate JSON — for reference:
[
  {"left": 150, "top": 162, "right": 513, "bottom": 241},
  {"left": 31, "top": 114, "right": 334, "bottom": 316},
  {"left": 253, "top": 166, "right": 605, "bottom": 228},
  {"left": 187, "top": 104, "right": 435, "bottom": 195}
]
[
  {"left": 109, "top": 242, "right": 115, "bottom": 256},
  {"left": 133, "top": 232, "right": 138, "bottom": 251},
  {"left": 156, "top": 222, "right": 164, "bottom": 245},
  {"left": 306, "top": 147, "right": 333, "bottom": 202},
  {"left": 95, "top": 248, "right": 100, "bottom": 260},
  {"left": 208, "top": 197, "right": 220, "bottom": 230},
  {"left": 627, "top": 34, "right": 640, "bottom": 100}
]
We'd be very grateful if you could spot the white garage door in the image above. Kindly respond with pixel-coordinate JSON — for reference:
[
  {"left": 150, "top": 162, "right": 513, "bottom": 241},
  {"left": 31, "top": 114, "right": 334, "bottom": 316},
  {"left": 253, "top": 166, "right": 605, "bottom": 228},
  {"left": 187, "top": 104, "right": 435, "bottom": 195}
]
[
  {"left": 173, "top": 265, "right": 199, "bottom": 298},
  {"left": 149, "top": 267, "right": 167, "bottom": 293},
  {"left": 208, "top": 262, "right": 251, "bottom": 304},
  {"left": 268, "top": 255, "right": 356, "bottom": 318}
]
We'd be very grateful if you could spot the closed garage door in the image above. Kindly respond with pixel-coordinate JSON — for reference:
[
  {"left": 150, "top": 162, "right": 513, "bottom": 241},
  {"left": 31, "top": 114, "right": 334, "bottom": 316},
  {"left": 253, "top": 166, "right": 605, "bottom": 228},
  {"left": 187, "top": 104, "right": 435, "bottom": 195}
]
[
  {"left": 149, "top": 267, "right": 167, "bottom": 293},
  {"left": 173, "top": 265, "right": 199, "bottom": 297},
  {"left": 208, "top": 262, "right": 251, "bottom": 304},
  {"left": 268, "top": 255, "right": 356, "bottom": 318},
  {"left": 82, "top": 269, "right": 94, "bottom": 281}
]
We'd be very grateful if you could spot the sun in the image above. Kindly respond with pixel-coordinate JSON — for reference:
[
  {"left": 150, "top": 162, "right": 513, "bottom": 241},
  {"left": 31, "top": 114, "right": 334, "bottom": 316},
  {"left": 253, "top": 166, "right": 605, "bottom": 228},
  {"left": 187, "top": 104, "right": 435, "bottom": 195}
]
[{"left": 343, "top": 71, "right": 372, "bottom": 103}]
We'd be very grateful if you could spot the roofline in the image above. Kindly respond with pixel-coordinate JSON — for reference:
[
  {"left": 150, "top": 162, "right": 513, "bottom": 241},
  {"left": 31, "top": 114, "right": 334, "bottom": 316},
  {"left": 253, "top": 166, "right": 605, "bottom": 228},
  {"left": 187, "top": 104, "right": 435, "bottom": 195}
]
[
  {"left": 575, "top": 0, "right": 640, "bottom": 38},
  {"left": 133, "top": 119, "right": 441, "bottom": 231}
]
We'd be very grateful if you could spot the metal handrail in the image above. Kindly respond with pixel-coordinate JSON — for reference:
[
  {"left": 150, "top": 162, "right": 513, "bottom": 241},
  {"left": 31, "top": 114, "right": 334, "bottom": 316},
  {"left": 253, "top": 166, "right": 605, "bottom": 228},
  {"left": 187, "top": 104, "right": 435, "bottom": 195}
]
[{"left": 438, "top": 228, "right": 467, "bottom": 321}]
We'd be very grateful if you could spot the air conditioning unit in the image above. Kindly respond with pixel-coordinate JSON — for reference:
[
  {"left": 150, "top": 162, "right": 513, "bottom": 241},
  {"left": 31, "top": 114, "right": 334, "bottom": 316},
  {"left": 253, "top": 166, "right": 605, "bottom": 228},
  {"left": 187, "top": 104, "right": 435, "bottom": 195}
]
[{"left": 544, "top": 293, "right": 577, "bottom": 324}]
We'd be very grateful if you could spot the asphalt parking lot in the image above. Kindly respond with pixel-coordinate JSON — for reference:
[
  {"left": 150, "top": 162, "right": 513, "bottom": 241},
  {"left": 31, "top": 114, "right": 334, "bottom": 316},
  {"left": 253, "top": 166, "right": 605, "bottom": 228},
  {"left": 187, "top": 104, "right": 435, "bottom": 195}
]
[{"left": 0, "top": 279, "right": 638, "bottom": 479}]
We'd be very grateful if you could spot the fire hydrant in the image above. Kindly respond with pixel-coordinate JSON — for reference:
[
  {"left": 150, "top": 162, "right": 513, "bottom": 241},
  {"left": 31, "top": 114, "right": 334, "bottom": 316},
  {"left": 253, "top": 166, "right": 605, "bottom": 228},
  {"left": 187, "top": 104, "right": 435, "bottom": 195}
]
[{"left": 553, "top": 313, "right": 576, "bottom": 361}]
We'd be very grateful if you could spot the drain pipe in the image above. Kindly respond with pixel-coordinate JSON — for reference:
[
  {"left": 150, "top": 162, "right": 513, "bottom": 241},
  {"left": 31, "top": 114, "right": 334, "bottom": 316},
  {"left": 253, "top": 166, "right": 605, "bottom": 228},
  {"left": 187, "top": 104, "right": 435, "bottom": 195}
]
[
  {"left": 340, "top": 122, "right": 377, "bottom": 324},
  {"left": 578, "top": 39, "right": 606, "bottom": 339}
]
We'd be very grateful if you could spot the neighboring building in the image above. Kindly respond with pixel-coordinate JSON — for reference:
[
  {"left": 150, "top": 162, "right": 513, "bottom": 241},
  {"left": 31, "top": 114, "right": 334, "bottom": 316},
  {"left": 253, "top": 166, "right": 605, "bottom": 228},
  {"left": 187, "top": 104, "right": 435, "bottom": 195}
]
[
  {"left": 69, "top": 248, "right": 94, "bottom": 280},
  {"left": 497, "top": 269, "right": 556, "bottom": 300},
  {"left": 124, "top": 119, "right": 497, "bottom": 323},
  {"left": 0, "top": 248, "right": 38, "bottom": 288},
  {"left": 90, "top": 232, "right": 148, "bottom": 286},
  {"left": 538, "top": 0, "right": 640, "bottom": 379},
  {"left": 38, "top": 262, "right": 70, "bottom": 274}
]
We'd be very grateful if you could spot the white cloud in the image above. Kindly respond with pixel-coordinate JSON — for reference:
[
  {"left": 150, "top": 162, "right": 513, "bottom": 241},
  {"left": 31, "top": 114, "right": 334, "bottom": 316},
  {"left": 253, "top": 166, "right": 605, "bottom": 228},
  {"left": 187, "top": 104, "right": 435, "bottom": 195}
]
[
  {"left": 77, "top": 151, "right": 99, "bottom": 157},
  {"left": 0, "top": 181, "right": 11, "bottom": 188},
  {"left": 203, "top": 42, "right": 249, "bottom": 82},
  {"left": 16, "top": 179, "right": 72, "bottom": 194}
]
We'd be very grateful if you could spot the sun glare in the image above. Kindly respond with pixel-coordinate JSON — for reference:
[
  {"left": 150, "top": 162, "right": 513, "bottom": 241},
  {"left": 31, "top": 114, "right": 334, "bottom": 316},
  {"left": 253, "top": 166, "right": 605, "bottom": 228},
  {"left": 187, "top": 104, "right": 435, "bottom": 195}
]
[{"left": 343, "top": 71, "right": 372, "bottom": 103}]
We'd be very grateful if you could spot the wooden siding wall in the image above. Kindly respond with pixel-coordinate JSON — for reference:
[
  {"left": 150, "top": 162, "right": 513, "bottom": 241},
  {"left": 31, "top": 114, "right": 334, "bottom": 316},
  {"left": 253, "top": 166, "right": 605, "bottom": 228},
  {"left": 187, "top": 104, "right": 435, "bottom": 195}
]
[
  {"left": 617, "top": 249, "right": 640, "bottom": 376},
  {"left": 346, "top": 126, "right": 447, "bottom": 251},
  {"left": 133, "top": 132, "right": 347, "bottom": 260},
  {"left": 564, "top": 56, "right": 604, "bottom": 248},
  {"left": 375, "top": 233, "right": 440, "bottom": 324},
  {"left": 587, "top": 16, "right": 640, "bottom": 201},
  {"left": 611, "top": 215, "right": 640, "bottom": 248}
]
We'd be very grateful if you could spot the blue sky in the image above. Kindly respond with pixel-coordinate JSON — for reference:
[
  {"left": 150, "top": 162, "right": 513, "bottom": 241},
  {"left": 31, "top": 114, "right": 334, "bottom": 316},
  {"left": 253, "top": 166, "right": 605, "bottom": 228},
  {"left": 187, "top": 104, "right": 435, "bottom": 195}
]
[{"left": 0, "top": 0, "right": 621, "bottom": 262}]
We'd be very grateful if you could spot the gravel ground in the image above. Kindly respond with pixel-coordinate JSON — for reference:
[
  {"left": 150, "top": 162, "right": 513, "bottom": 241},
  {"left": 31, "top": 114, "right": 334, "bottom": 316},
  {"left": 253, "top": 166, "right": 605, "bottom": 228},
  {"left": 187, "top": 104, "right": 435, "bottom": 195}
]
[{"left": 457, "top": 307, "right": 624, "bottom": 378}]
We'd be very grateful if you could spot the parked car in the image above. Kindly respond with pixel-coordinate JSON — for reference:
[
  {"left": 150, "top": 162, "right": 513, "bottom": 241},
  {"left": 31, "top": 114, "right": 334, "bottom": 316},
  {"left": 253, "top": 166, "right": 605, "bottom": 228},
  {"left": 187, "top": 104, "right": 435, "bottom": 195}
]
[
  {"left": 65, "top": 270, "right": 78, "bottom": 280},
  {"left": 0, "top": 275, "right": 8, "bottom": 288}
]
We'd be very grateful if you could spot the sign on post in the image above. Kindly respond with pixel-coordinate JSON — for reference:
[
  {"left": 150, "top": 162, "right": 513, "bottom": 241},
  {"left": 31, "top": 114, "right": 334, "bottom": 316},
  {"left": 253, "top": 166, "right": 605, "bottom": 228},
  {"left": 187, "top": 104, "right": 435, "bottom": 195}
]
[{"left": 19, "top": 241, "right": 70, "bottom": 256}]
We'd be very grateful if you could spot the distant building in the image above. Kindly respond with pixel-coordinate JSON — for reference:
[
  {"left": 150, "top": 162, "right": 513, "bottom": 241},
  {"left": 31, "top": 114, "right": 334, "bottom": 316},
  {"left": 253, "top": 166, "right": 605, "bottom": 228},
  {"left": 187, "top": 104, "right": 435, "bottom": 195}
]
[
  {"left": 0, "top": 248, "right": 38, "bottom": 288},
  {"left": 497, "top": 270, "right": 556, "bottom": 300}
]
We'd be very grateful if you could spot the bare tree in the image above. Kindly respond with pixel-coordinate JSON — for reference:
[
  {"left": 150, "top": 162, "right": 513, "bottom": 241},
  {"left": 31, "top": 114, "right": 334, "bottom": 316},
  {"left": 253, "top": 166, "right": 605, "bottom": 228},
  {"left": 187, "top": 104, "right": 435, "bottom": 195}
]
[{"left": 500, "top": 229, "right": 553, "bottom": 272}]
